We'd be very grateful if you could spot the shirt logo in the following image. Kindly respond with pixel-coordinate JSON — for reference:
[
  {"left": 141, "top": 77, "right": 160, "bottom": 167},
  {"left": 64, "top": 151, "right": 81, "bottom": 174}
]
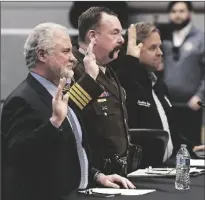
[
  {"left": 137, "top": 100, "right": 151, "bottom": 107},
  {"left": 97, "top": 98, "right": 107, "bottom": 103}
]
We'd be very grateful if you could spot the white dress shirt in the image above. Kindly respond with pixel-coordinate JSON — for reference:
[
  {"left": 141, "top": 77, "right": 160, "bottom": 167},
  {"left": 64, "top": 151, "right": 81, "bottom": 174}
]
[{"left": 150, "top": 73, "right": 173, "bottom": 162}]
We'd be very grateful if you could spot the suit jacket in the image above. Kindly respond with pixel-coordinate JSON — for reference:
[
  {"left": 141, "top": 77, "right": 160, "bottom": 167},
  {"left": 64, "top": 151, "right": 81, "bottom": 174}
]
[
  {"left": 1, "top": 73, "right": 102, "bottom": 200},
  {"left": 72, "top": 47, "right": 130, "bottom": 174},
  {"left": 117, "top": 56, "right": 195, "bottom": 158}
]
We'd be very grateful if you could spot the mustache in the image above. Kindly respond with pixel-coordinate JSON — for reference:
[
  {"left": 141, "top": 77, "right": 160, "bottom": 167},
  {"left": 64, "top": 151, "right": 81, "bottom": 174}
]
[
  {"left": 108, "top": 45, "right": 123, "bottom": 59},
  {"left": 67, "top": 60, "right": 78, "bottom": 69}
]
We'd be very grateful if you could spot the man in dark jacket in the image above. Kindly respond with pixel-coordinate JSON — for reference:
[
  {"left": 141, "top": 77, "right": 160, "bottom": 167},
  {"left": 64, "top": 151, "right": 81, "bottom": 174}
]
[
  {"left": 72, "top": 7, "right": 142, "bottom": 176},
  {"left": 117, "top": 22, "right": 204, "bottom": 167},
  {"left": 1, "top": 22, "right": 135, "bottom": 200}
]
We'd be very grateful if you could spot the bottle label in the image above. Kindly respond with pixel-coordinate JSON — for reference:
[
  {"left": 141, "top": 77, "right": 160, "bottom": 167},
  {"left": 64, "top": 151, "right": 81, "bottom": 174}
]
[{"left": 176, "top": 158, "right": 190, "bottom": 166}]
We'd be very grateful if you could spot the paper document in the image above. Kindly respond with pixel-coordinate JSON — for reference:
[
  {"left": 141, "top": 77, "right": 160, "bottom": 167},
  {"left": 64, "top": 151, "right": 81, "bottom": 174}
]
[
  {"left": 90, "top": 188, "right": 156, "bottom": 196},
  {"left": 128, "top": 167, "right": 204, "bottom": 177},
  {"left": 190, "top": 159, "right": 205, "bottom": 167}
]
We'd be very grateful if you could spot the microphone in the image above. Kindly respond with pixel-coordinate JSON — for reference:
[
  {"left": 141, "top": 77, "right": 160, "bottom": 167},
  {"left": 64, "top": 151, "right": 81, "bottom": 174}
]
[{"left": 197, "top": 101, "right": 205, "bottom": 108}]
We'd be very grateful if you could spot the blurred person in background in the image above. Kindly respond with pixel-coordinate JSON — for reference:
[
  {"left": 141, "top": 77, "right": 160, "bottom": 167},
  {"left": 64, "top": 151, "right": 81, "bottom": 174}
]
[
  {"left": 158, "top": 1, "right": 205, "bottom": 145},
  {"left": 1, "top": 22, "right": 135, "bottom": 200}
]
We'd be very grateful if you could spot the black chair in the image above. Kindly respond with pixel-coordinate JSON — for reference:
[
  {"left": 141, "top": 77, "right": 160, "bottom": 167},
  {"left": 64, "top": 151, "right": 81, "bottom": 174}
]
[{"left": 129, "top": 129, "right": 169, "bottom": 168}]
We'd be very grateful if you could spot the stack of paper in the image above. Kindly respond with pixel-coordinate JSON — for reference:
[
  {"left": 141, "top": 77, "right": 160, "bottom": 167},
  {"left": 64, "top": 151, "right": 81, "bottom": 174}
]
[
  {"left": 90, "top": 188, "right": 156, "bottom": 196},
  {"left": 190, "top": 159, "right": 205, "bottom": 167},
  {"left": 128, "top": 167, "right": 204, "bottom": 177}
]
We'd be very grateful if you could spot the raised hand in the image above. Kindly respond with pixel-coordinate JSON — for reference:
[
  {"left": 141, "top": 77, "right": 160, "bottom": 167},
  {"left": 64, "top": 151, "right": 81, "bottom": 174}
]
[
  {"left": 50, "top": 78, "right": 69, "bottom": 128},
  {"left": 126, "top": 24, "right": 143, "bottom": 59},
  {"left": 83, "top": 38, "right": 99, "bottom": 80}
]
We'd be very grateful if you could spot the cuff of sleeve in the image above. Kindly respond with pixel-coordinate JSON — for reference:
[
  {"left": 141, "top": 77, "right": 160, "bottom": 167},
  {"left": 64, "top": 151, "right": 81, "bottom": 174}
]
[
  {"left": 9, "top": 120, "right": 62, "bottom": 149},
  {"left": 49, "top": 120, "right": 63, "bottom": 132},
  {"left": 122, "top": 55, "right": 141, "bottom": 77},
  {"left": 93, "top": 172, "right": 104, "bottom": 182},
  {"left": 37, "top": 120, "right": 62, "bottom": 141},
  {"left": 125, "top": 55, "right": 140, "bottom": 67}
]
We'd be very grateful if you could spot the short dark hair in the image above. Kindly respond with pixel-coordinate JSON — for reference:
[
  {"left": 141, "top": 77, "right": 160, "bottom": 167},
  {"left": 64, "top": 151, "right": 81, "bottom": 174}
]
[
  {"left": 167, "top": 1, "right": 193, "bottom": 12},
  {"left": 78, "top": 6, "right": 118, "bottom": 43}
]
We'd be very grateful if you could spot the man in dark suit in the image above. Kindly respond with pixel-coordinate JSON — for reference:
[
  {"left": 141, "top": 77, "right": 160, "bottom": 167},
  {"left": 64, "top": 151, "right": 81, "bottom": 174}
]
[
  {"left": 1, "top": 22, "right": 135, "bottom": 200},
  {"left": 72, "top": 7, "right": 142, "bottom": 176},
  {"left": 117, "top": 22, "right": 204, "bottom": 167}
]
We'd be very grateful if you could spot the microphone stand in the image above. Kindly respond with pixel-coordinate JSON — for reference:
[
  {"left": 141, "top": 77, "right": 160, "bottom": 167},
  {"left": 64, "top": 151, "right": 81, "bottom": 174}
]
[{"left": 197, "top": 101, "right": 205, "bottom": 108}]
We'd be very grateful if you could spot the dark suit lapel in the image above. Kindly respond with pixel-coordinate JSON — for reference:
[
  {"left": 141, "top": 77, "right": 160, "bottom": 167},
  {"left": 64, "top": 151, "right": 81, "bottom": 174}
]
[
  {"left": 26, "top": 73, "right": 73, "bottom": 130},
  {"left": 96, "top": 70, "right": 120, "bottom": 100},
  {"left": 27, "top": 73, "right": 94, "bottom": 161},
  {"left": 26, "top": 73, "right": 53, "bottom": 117}
]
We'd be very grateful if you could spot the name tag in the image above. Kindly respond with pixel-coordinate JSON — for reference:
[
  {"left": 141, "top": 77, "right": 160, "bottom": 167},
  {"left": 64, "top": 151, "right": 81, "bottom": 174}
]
[
  {"left": 97, "top": 98, "right": 107, "bottom": 103},
  {"left": 137, "top": 100, "right": 151, "bottom": 107}
]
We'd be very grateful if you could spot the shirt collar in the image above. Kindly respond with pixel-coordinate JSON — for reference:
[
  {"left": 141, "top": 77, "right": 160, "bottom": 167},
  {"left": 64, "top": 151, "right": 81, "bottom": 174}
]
[
  {"left": 30, "top": 72, "right": 57, "bottom": 97},
  {"left": 149, "top": 72, "right": 158, "bottom": 87}
]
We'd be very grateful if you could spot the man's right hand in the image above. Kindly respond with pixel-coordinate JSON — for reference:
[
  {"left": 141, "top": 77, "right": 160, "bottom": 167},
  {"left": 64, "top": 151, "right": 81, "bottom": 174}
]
[
  {"left": 126, "top": 24, "right": 143, "bottom": 59},
  {"left": 50, "top": 78, "right": 69, "bottom": 128},
  {"left": 83, "top": 38, "right": 99, "bottom": 80},
  {"left": 96, "top": 173, "right": 136, "bottom": 189}
]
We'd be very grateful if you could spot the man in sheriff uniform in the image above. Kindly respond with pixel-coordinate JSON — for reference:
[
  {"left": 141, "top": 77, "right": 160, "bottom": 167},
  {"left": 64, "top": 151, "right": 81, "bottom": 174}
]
[{"left": 70, "top": 7, "right": 142, "bottom": 176}]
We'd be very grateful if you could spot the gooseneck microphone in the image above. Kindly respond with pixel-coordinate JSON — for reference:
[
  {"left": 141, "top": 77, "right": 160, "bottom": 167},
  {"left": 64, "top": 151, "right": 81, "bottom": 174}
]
[{"left": 197, "top": 101, "right": 205, "bottom": 108}]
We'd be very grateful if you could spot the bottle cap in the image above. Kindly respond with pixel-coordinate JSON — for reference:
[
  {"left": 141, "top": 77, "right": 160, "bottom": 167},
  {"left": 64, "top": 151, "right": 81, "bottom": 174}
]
[{"left": 181, "top": 144, "right": 187, "bottom": 148}]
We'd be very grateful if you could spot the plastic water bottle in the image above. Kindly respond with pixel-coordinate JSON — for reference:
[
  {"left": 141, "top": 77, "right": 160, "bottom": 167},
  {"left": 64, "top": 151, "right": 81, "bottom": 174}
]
[{"left": 175, "top": 144, "right": 190, "bottom": 190}]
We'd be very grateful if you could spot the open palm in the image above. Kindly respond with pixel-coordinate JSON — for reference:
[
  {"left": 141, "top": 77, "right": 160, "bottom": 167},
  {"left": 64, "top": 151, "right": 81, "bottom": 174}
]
[
  {"left": 83, "top": 38, "right": 99, "bottom": 80},
  {"left": 126, "top": 24, "right": 143, "bottom": 58},
  {"left": 52, "top": 78, "right": 69, "bottom": 123}
]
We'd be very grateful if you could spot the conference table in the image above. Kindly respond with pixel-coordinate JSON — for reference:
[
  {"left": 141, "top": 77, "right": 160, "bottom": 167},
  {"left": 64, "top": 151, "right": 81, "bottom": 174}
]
[
  {"left": 65, "top": 174, "right": 204, "bottom": 200},
  {"left": 64, "top": 156, "right": 205, "bottom": 200}
]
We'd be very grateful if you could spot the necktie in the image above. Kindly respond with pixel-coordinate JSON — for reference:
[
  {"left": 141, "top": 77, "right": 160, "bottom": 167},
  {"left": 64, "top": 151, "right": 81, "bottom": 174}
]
[{"left": 67, "top": 107, "right": 89, "bottom": 189}]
